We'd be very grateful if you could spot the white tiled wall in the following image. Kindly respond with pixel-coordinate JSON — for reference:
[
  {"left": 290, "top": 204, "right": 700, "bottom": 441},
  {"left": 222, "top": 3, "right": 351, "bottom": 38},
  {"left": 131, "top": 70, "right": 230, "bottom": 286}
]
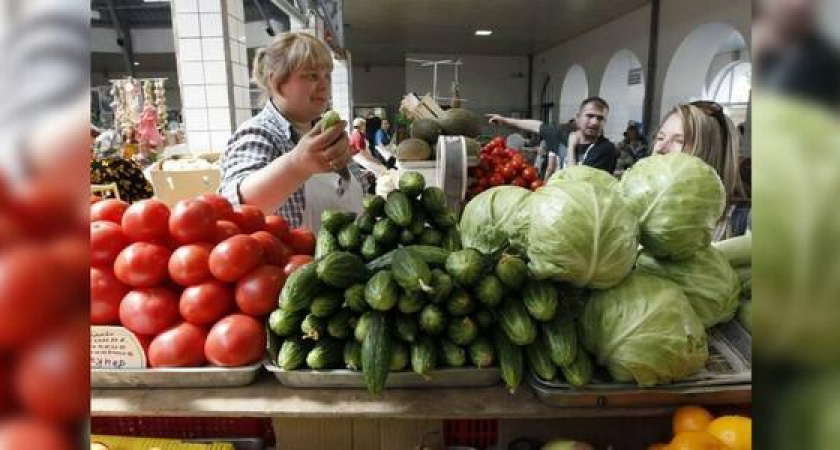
[{"left": 173, "top": 0, "right": 253, "bottom": 154}]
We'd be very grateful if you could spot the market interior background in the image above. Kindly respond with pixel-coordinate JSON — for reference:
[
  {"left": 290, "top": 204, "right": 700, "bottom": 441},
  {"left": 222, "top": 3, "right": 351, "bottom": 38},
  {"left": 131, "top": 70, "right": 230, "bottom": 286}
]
[
  {"left": 90, "top": 0, "right": 755, "bottom": 448},
  {"left": 91, "top": 0, "right": 751, "bottom": 150}
]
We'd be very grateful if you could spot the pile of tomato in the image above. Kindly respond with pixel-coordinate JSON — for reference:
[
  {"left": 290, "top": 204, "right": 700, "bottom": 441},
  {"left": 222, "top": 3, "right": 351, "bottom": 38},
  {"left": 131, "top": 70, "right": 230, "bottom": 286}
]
[
  {"left": 91, "top": 194, "right": 315, "bottom": 370},
  {"left": 0, "top": 175, "right": 89, "bottom": 449},
  {"left": 468, "top": 136, "right": 544, "bottom": 199}
]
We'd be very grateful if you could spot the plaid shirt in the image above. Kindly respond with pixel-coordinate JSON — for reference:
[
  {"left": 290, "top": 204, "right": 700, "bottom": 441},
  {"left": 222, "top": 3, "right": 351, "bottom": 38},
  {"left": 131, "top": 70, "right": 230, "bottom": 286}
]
[{"left": 219, "top": 101, "right": 370, "bottom": 228}]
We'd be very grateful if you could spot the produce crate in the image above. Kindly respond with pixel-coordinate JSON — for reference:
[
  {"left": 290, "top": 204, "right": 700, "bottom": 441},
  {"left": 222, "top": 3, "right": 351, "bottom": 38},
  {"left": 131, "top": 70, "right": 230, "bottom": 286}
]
[
  {"left": 444, "top": 419, "right": 498, "bottom": 449},
  {"left": 529, "top": 321, "right": 752, "bottom": 408},
  {"left": 91, "top": 417, "right": 274, "bottom": 445}
]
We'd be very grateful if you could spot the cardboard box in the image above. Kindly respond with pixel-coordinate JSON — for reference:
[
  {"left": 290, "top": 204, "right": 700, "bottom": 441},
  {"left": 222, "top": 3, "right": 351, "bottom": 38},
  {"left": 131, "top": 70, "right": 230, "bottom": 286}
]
[{"left": 148, "top": 155, "right": 221, "bottom": 206}]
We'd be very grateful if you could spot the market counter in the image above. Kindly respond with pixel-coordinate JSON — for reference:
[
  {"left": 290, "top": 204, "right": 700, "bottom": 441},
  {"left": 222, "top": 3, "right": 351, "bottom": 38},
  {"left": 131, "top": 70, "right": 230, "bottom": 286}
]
[{"left": 90, "top": 373, "right": 750, "bottom": 419}]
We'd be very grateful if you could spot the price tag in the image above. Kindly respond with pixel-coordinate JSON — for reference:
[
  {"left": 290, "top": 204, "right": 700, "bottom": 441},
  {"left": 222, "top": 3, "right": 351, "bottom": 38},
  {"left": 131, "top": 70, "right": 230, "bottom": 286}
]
[{"left": 90, "top": 326, "right": 147, "bottom": 370}]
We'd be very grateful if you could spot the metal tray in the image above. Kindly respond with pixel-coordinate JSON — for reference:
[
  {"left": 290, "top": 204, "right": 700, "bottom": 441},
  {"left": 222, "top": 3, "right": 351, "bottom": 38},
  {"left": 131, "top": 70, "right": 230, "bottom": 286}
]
[
  {"left": 187, "top": 438, "right": 264, "bottom": 450},
  {"left": 265, "top": 363, "right": 501, "bottom": 389},
  {"left": 529, "top": 321, "right": 752, "bottom": 407},
  {"left": 91, "top": 363, "right": 262, "bottom": 389}
]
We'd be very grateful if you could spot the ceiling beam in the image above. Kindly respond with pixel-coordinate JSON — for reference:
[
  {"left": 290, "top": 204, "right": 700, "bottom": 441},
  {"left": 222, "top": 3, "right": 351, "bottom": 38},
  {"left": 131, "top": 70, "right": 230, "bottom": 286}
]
[
  {"left": 268, "top": 0, "right": 306, "bottom": 25},
  {"left": 106, "top": 0, "right": 136, "bottom": 76}
]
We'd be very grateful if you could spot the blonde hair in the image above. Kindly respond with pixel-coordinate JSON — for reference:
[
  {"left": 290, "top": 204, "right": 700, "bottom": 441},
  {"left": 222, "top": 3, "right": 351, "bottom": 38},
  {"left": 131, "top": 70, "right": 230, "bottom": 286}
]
[
  {"left": 664, "top": 104, "right": 744, "bottom": 202},
  {"left": 252, "top": 31, "right": 333, "bottom": 100}
]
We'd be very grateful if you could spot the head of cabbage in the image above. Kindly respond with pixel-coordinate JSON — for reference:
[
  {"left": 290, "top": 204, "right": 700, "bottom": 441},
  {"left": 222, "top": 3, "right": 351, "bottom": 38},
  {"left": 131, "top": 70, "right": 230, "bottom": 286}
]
[
  {"left": 636, "top": 246, "right": 741, "bottom": 328},
  {"left": 547, "top": 165, "right": 618, "bottom": 191},
  {"left": 460, "top": 185, "right": 532, "bottom": 255},
  {"left": 526, "top": 182, "right": 639, "bottom": 289},
  {"left": 582, "top": 272, "right": 708, "bottom": 387},
  {"left": 618, "top": 153, "right": 725, "bottom": 260}
]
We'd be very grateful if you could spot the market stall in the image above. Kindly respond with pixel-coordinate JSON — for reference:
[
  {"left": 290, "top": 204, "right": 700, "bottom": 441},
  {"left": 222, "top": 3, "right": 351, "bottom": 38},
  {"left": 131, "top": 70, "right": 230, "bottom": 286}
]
[{"left": 91, "top": 121, "right": 752, "bottom": 448}]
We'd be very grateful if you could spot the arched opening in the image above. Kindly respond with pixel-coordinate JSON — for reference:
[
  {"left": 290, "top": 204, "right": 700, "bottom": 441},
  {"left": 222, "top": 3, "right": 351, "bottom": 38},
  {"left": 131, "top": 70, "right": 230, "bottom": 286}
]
[
  {"left": 598, "top": 49, "right": 645, "bottom": 141},
  {"left": 558, "top": 65, "right": 588, "bottom": 126},
  {"left": 660, "top": 23, "right": 749, "bottom": 121}
]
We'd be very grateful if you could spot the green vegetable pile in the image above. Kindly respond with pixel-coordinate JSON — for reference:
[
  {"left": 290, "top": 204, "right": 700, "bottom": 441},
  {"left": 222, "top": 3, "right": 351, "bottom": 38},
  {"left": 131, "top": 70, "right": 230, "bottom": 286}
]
[
  {"left": 458, "top": 153, "right": 749, "bottom": 389},
  {"left": 270, "top": 172, "right": 497, "bottom": 395}
]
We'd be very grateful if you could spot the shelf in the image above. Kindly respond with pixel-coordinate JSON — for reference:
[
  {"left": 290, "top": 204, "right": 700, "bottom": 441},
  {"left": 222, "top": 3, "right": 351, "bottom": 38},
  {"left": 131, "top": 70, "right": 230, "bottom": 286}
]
[{"left": 91, "top": 373, "right": 750, "bottom": 419}]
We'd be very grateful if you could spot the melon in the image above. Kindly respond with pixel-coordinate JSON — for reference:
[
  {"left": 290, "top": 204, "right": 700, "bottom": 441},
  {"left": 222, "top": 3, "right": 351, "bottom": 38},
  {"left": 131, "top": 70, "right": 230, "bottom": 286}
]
[
  {"left": 410, "top": 119, "right": 442, "bottom": 146},
  {"left": 464, "top": 137, "right": 480, "bottom": 157},
  {"left": 394, "top": 138, "right": 432, "bottom": 161},
  {"left": 438, "top": 108, "right": 482, "bottom": 138}
]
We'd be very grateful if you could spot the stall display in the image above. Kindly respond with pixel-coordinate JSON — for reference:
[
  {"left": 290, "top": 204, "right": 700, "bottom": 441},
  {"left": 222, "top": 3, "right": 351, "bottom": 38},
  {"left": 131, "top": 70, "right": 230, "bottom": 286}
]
[{"left": 90, "top": 194, "right": 316, "bottom": 388}]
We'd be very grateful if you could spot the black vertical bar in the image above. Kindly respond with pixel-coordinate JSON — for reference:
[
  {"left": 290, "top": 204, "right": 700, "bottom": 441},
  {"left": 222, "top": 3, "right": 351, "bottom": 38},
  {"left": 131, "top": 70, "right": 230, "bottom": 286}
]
[
  {"left": 527, "top": 53, "right": 534, "bottom": 118},
  {"left": 642, "top": 0, "right": 660, "bottom": 135}
]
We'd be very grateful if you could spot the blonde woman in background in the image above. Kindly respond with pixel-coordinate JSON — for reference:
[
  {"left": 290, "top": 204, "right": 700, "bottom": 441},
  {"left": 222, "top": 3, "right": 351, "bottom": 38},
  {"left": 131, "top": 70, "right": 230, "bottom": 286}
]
[
  {"left": 219, "top": 31, "right": 368, "bottom": 228},
  {"left": 652, "top": 100, "right": 749, "bottom": 239}
]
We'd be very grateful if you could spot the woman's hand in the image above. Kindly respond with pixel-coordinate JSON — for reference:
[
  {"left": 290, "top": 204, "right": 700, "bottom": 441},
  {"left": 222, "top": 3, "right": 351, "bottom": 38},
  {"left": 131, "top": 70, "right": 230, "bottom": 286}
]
[{"left": 289, "top": 121, "right": 352, "bottom": 175}]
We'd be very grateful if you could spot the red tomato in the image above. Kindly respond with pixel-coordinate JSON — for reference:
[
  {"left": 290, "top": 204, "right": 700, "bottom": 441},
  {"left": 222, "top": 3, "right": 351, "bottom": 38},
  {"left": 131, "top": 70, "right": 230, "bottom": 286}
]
[
  {"left": 168, "top": 244, "right": 212, "bottom": 286},
  {"left": 235, "top": 265, "right": 285, "bottom": 317},
  {"left": 204, "top": 314, "right": 266, "bottom": 367},
  {"left": 91, "top": 267, "right": 129, "bottom": 325},
  {"left": 11, "top": 180, "right": 78, "bottom": 238},
  {"left": 264, "top": 215, "right": 290, "bottom": 240},
  {"left": 473, "top": 168, "right": 486, "bottom": 179},
  {"left": 169, "top": 199, "right": 217, "bottom": 245},
  {"left": 0, "top": 213, "right": 24, "bottom": 251},
  {"left": 500, "top": 165, "right": 517, "bottom": 181},
  {"left": 491, "top": 136, "right": 506, "bottom": 148},
  {"left": 119, "top": 287, "right": 181, "bottom": 336},
  {"left": 232, "top": 205, "right": 266, "bottom": 234},
  {"left": 91, "top": 198, "right": 129, "bottom": 223},
  {"left": 492, "top": 147, "right": 506, "bottom": 158},
  {"left": 522, "top": 167, "right": 538, "bottom": 182},
  {"left": 46, "top": 235, "right": 90, "bottom": 308},
  {"left": 179, "top": 280, "right": 235, "bottom": 325},
  {"left": 208, "top": 235, "right": 263, "bottom": 282},
  {"left": 148, "top": 322, "right": 208, "bottom": 368},
  {"left": 90, "top": 221, "right": 129, "bottom": 267},
  {"left": 121, "top": 199, "right": 170, "bottom": 242},
  {"left": 478, "top": 158, "right": 492, "bottom": 172},
  {"left": 195, "top": 193, "right": 235, "bottom": 221},
  {"left": 489, "top": 173, "right": 504, "bottom": 187},
  {"left": 283, "top": 228, "right": 316, "bottom": 256},
  {"left": 0, "top": 247, "right": 65, "bottom": 348},
  {"left": 15, "top": 321, "right": 89, "bottom": 424},
  {"left": 113, "top": 242, "right": 172, "bottom": 288},
  {"left": 0, "top": 419, "right": 72, "bottom": 450},
  {"left": 283, "top": 255, "right": 314, "bottom": 277},
  {"left": 530, "top": 179, "right": 545, "bottom": 190},
  {"left": 477, "top": 177, "right": 489, "bottom": 189},
  {"left": 251, "top": 231, "right": 292, "bottom": 266},
  {"left": 215, "top": 220, "right": 242, "bottom": 242},
  {"left": 512, "top": 177, "right": 527, "bottom": 188}
]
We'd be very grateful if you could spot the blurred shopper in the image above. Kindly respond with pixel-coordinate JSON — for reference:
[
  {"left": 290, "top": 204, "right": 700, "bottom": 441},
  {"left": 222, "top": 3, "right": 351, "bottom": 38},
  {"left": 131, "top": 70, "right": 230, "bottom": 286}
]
[
  {"left": 755, "top": 0, "right": 840, "bottom": 109},
  {"left": 614, "top": 122, "right": 648, "bottom": 176}
]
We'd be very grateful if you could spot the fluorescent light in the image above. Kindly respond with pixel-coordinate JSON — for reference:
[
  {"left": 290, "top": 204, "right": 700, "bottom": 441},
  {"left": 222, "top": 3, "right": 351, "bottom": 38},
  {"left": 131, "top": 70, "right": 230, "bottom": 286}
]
[
  {"left": 133, "top": 61, "right": 140, "bottom": 66},
  {"left": 475, "top": 30, "right": 493, "bottom": 36}
]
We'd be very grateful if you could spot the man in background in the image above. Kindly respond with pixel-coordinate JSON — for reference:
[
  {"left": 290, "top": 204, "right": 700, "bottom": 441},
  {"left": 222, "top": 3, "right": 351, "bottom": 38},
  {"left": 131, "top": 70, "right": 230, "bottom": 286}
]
[{"left": 487, "top": 96, "right": 618, "bottom": 177}]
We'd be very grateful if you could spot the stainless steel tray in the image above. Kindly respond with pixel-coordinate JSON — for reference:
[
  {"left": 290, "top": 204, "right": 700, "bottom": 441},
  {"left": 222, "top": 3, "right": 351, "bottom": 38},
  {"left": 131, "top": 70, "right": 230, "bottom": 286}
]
[
  {"left": 187, "top": 438, "right": 264, "bottom": 450},
  {"left": 91, "top": 363, "right": 262, "bottom": 389},
  {"left": 529, "top": 321, "right": 752, "bottom": 407},
  {"left": 265, "top": 363, "right": 501, "bottom": 389}
]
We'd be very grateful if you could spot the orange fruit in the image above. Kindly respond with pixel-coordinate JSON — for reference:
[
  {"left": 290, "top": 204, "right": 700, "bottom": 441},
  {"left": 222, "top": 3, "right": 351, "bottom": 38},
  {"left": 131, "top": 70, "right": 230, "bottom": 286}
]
[
  {"left": 673, "top": 405, "right": 714, "bottom": 434},
  {"left": 669, "top": 431, "right": 728, "bottom": 450},
  {"left": 707, "top": 415, "right": 752, "bottom": 450}
]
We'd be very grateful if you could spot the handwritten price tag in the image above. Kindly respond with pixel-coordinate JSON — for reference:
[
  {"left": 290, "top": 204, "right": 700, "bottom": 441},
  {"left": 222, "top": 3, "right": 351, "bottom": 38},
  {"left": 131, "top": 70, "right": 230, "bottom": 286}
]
[{"left": 90, "top": 326, "right": 147, "bottom": 369}]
